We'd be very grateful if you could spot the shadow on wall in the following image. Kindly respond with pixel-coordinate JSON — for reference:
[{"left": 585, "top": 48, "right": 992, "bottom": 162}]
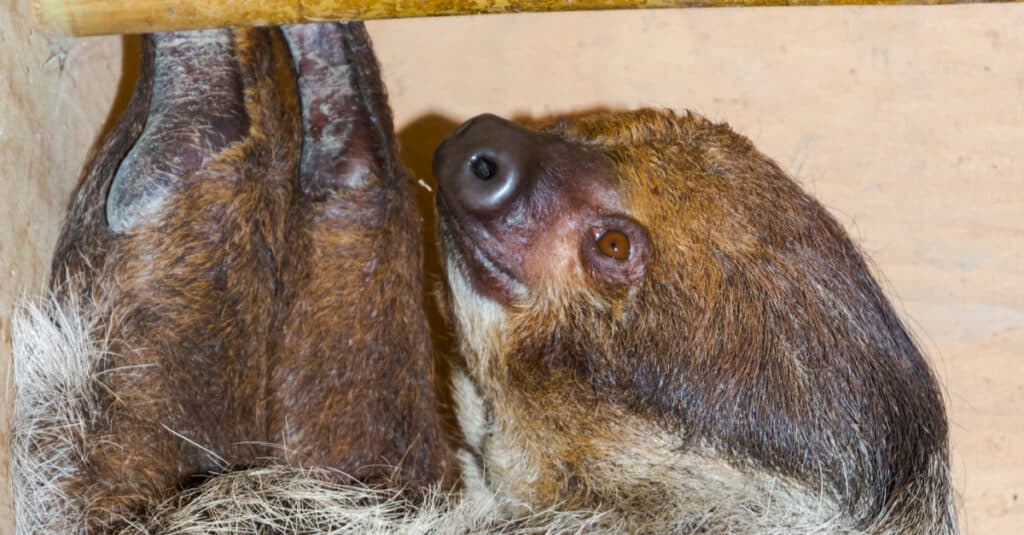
[
  {"left": 96, "top": 36, "right": 143, "bottom": 148},
  {"left": 398, "top": 113, "right": 462, "bottom": 444}
]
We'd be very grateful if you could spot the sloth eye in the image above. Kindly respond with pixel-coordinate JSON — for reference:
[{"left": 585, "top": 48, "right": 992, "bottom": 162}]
[
  {"left": 596, "top": 229, "right": 631, "bottom": 260},
  {"left": 582, "top": 216, "right": 649, "bottom": 288}
]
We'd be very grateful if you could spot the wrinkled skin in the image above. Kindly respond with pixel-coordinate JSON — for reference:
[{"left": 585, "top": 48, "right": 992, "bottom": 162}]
[
  {"left": 433, "top": 111, "right": 956, "bottom": 532},
  {"left": 44, "top": 23, "right": 446, "bottom": 530}
]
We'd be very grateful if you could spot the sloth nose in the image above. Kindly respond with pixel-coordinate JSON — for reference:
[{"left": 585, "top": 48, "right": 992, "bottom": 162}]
[{"left": 434, "top": 114, "right": 539, "bottom": 219}]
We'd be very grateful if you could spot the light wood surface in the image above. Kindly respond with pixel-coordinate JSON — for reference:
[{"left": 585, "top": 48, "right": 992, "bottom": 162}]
[
  {"left": 2, "top": 5, "right": 1021, "bottom": 533},
  {"left": 32, "top": 0, "right": 1015, "bottom": 36},
  {"left": 0, "top": 0, "right": 124, "bottom": 526}
]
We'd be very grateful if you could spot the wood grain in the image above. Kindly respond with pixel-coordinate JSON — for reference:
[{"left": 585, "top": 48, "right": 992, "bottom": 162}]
[
  {"left": 32, "top": 0, "right": 1014, "bottom": 36},
  {"left": 0, "top": 0, "right": 123, "bottom": 528}
]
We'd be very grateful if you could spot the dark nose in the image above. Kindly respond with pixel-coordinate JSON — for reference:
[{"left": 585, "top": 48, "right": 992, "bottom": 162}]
[{"left": 433, "top": 114, "right": 540, "bottom": 219}]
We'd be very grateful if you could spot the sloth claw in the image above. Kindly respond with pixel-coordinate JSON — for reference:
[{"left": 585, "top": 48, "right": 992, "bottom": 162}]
[
  {"left": 106, "top": 30, "right": 249, "bottom": 234},
  {"left": 283, "top": 22, "right": 396, "bottom": 197}
]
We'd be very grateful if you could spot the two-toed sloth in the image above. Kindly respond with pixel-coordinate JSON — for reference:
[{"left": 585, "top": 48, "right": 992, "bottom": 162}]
[{"left": 11, "top": 22, "right": 956, "bottom": 534}]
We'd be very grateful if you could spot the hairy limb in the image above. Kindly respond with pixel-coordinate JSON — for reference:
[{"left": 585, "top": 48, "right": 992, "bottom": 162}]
[
  {"left": 34, "top": 28, "right": 300, "bottom": 530},
  {"left": 271, "top": 22, "right": 447, "bottom": 486}
]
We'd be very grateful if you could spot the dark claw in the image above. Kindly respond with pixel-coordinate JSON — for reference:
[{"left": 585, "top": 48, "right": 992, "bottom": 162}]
[
  {"left": 282, "top": 22, "right": 397, "bottom": 197},
  {"left": 106, "top": 30, "right": 249, "bottom": 234}
]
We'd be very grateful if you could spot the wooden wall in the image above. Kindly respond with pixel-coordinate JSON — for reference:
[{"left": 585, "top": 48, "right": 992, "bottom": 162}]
[
  {"left": 1, "top": 3, "right": 1020, "bottom": 531},
  {"left": 0, "top": 0, "right": 123, "bottom": 525}
]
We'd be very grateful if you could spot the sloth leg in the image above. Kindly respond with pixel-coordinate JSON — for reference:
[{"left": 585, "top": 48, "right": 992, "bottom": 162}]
[
  {"left": 44, "top": 28, "right": 299, "bottom": 528},
  {"left": 272, "top": 22, "right": 445, "bottom": 486}
]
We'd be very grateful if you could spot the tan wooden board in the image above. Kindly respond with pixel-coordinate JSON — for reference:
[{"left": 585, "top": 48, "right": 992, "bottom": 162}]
[{"left": 32, "top": 0, "right": 1009, "bottom": 36}]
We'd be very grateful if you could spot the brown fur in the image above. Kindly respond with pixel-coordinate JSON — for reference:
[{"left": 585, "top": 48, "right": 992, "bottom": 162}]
[
  {"left": 269, "top": 23, "right": 444, "bottom": 485},
  {"left": 31, "top": 23, "right": 445, "bottom": 531}
]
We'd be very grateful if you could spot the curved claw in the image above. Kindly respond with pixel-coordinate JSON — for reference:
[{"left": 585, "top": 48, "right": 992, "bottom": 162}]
[
  {"left": 106, "top": 31, "right": 249, "bottom": 234},
  {"left": 282, "top": 22, "right": 397, "bottom": 197}
]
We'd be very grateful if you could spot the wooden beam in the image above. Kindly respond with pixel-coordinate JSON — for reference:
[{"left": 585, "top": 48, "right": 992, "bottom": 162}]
[{"left": 34, "top": 0, "right": 1014, "bottom": 36}]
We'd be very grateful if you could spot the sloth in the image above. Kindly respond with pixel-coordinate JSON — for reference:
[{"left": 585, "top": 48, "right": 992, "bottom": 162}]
[{"left": 11, "top": 22, "right": 956, "bottom": 534}]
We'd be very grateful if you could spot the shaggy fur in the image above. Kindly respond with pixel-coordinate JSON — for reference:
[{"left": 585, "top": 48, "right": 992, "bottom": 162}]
[
  {"left": 7, "top": 293, "right": 583, "bottom": 533},
  {"left": 11, "top": 293, "right": 107, "bottom": 532},
  {"left": 12, "top": 23, "right": 447, "bottom": 532},
  {"left": 8, "top": 296, "right": 551, "bottom": 534}
]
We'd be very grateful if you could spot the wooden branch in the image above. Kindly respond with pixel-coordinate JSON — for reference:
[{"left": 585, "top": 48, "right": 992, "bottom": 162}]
[{"left": 34, "top": 0, "right": 1013, "bottom": 36}]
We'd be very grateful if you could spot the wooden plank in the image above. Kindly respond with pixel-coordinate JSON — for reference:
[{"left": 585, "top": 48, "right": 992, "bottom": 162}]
[
  {"left": 0, "top": 1, "right": 125, "bottom": 527},
  {"left": 33, "top": 0, "right": 1015, "bottom": 36}
]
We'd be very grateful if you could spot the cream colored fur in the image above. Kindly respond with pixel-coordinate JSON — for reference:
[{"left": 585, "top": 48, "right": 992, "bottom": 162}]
[
  {"left": 9, "top": 295, "right": 597, "bottom": 534},
  {"left": 11, "top": 292, "right": 109, "bottom": 532}
]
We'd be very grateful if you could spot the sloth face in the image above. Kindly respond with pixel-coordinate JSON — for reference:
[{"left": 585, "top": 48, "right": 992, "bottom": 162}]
[
  {"left": 433, "top": 110, "right": 948, "bottom": 527},
  {"left": 433, "top": 113, "right": 643, "bottom": 308}
]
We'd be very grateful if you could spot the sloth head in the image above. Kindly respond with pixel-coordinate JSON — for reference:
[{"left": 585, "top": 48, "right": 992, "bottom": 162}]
[{"left": 433, "top": 110, "right": 950, "bottom": 530}]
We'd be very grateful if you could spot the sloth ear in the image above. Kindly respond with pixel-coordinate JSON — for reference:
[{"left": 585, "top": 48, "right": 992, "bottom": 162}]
[
  {"left": 106, "top": 30, "right": 251, "bottom": 235},
  {"left": 283, "top": 22, "right": 400, "bottom": 199}
]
